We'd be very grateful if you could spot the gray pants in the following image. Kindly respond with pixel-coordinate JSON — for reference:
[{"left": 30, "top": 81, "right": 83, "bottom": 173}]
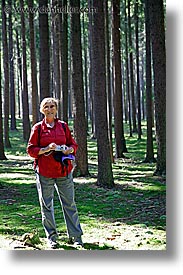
[{"left": 36, "top": 172, "right": 83, "bottom": 241}]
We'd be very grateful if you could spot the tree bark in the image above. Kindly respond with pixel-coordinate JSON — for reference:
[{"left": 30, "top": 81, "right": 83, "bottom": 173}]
[
  {"left": 2, "top": 0, "right": 11, "bottom": 148},
  {"left": 104, "top": 0, "right": 114, "bottom": 162},
  {"left": 148, "top": 0, "right": 166, "bottom": 175},
  {"left": 0, "top": 42, "right": 7, "bottom": 160},
  {"left": 135, "top": 0, "right": 142, "bottom": 139},
  {"left": 144, "top": 0, "right": 155, "bottom": 163},
  {"left": 128, "top": 0, "right": 137, "bottom": 133},
  {"left": 70, "top": 0, "right": 89, "bottom": 176},
  {"left": 124, "top": 0, "right": 132, "bottom": 137},
  {"left": 20, "top": 0, "right": 31, "bottom": 141},
  {"left": 60, "top": 0, "right": 69, "bottom": 123},
  {"left": 112, "top": 0, "right": 127, "bottom": 156},
  {"left": 92, "top": 0, "right": 114, "bottom": 188},
  {"left": 39, "top": 0, "right": 50, "bottom": 100},
  {"left": 28, "top": 0, "right": 39, "bottom": 125},
  {"left": 8, "top": 0, "right": 17, "bottom": 131}
]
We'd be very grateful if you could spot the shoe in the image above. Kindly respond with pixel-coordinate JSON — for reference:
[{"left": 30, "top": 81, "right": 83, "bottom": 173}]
[
  {"left": 68, "top": 236, "right": 83, "bottom": 247},
  {"left": 47, "top": 239, "right": 58, "bottom": 249}
]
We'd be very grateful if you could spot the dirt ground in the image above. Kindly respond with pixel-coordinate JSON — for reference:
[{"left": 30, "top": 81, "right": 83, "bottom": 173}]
[{"left": 0, "top": 221, "right": 166, "bottom": 251}]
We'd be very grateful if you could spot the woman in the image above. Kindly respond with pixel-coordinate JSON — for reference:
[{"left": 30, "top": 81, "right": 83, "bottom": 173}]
[{"left": 27, "top": 97, "right": 83, "bottom": 249}]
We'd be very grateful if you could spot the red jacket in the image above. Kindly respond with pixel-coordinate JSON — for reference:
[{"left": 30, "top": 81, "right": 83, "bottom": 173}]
[{"left": 27, "top": 118, "right": 78, "bottom": 178}]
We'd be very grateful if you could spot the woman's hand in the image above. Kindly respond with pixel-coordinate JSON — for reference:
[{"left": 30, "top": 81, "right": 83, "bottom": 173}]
[
  {"left": 39, "top": 144, "right": 74, "bottom": 156},
  {"left": 48, "top": 142, "right": 57, "bottom": 151},
  {"left": 62, "top": 147, "right": 74, "bottom": 155},
  {"left": 38, "top": 143, "right": 57, "bottom": 155}
]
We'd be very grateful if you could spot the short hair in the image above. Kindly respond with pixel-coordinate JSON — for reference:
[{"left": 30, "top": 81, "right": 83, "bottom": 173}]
[{"left": 40, "top": 97, "right": 59, "bottom": 114}]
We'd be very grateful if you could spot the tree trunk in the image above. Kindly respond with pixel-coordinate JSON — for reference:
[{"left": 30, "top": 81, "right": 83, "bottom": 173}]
[
  {"left": 81, "top": 9, "right": 89, "bottom": 132},
  {"left": 135, "top": 0, "right": 142, "bottom": 139},
  {"left": 148, "top": 0, "right": 166, "bottom": 175},
  {"left": 2, "top": 0, "right": 11, "bottom": 148},
  {"left": 70, "top": 0, "right": 89, "bottom": 176},
  {"left": 0, "top": 42, "right": 7, "bottom": 160},
  {"left": 15, "top": 30, "right": 22, "bottom": 119},
  {"left": 8, "top": 0, "right": 17, "bottom": 131},
  {"left": 112, "top": 0, "right": 127, "bottom": 156},
  {"left": 51, "top": 0, "right": 61, "bottom": 117},
  {"left": 39, "top": 0, "right": 50, "bottom": 100},
  {"left": 60, "top": 0, "right": 69, "bottom": 123},
  {"left": 20, "top": 0, "right": 31, "bottom": 141},
  {"left": 28, "top": 0, "right": 39, "bottom": 125},
  {"left": 128, "top": 0, "right": 137, "bottom": 133},
  {"left": 144, "top": 0, "right": 155, "bottom": 163},
  {"left": 105, "top": 0, "right": 114, "bottom": 162},
  {"left": 124, "top": 0, "right": 132, "bottom": 137},
  {"left": 88, "top": 0, "right": 96, "bottom": 139},
  {"left": 92, "top": 0, "right": 114, "bottom": 188}
]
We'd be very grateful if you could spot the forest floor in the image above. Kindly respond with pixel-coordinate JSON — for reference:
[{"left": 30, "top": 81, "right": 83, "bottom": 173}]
[{"left": 0, "top": 121, "right": 166, "bottom": 251}]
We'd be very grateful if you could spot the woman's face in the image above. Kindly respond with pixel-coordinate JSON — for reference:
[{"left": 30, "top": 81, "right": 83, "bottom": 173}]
[{"left": 42, "top": 102, "right": 57, "bottom": 121}]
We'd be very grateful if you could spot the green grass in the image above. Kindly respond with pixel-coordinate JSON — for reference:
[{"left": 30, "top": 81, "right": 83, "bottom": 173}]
[{"left": 0, "top": 119, "right": 166, "bottom": 250}]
